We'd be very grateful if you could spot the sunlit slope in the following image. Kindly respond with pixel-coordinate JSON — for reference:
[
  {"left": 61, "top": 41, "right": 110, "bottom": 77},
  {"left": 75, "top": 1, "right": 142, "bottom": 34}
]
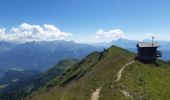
[{"left": 28, "top": 46, "right": 170, "bottom": 100}]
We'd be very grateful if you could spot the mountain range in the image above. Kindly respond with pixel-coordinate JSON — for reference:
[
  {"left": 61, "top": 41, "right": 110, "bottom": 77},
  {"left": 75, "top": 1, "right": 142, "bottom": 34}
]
[
  {"left": 0, "top": 38, "right": 169, "bottom": 73},
  {"left": 0, "top": 40, "right": 102, "bottom": 71},
  {"left": 0, "top": 40, "right": 102, "bottom": 90},
  {"left": 1, "top": 45, "right": 169, "bottom": 100},
  {"left": 0, "top": 39, "right": 170, "bottom": 100}
]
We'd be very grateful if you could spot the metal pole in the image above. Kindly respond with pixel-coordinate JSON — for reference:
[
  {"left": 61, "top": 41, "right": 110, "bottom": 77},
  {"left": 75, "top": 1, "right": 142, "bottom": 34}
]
[{"left": 152, "top": 36, "right": 154, "bottom": 45}]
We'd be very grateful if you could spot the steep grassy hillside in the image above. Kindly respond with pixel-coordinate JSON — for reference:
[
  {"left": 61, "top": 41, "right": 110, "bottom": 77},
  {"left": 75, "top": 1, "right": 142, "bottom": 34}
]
[
  {"left": 0, "top": 59, "right": 79, "bottom": 100},
  {"left": 27, "top": 46, "right": 170, "bottom": 100}
]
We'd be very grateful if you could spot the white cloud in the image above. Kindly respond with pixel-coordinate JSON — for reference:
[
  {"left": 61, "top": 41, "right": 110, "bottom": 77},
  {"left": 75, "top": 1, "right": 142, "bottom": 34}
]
[
  {"left": 0, "top": 28, "right": 5, "bottom": 34},
  {"left": 0, "top": 23, "right": 72, "bottom": 42},
  {"left": 0, "top": 28, "right": 9, "bottom": 40},
  {"left": 95, "top": 29, "right": 125, "bottom": 42}
]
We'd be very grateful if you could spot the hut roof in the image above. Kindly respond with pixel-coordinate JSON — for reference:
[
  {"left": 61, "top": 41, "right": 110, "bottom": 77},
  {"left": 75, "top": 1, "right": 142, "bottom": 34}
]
[{"left": 137, "top": 42, "right": 160, "bottom": 47}]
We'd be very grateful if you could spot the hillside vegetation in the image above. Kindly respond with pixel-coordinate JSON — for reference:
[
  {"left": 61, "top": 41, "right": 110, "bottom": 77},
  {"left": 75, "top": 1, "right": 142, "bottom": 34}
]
[
  {"left": 25, "top": 46, "right": 170, "bottom": 100},
  {"left": 1, "top": 45, "right": 169, "bottom": 100}
]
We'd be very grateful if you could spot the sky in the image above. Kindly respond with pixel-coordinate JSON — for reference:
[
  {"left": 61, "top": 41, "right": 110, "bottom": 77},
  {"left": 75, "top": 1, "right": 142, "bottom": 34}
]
[{"left": 0, "top": 0, "right": 170, "bottom": 43}]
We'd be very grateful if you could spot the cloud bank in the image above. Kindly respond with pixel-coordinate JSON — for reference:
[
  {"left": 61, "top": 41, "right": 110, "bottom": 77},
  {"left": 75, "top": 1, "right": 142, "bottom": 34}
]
[
  {"left": 95, "top": 29, "right": 125, "bottom": 42},
  {"left": 0, "top": 23, "right": 72, "bottom": 42}
]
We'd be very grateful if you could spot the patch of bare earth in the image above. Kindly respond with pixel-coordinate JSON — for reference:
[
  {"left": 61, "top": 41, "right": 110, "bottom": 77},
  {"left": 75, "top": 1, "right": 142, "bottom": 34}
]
[
  {"left": 121, "top": 90, "right": 132, "bottom": 98},
  {"left": 91, "top": 87, "right": 101, "bottom": 100}
]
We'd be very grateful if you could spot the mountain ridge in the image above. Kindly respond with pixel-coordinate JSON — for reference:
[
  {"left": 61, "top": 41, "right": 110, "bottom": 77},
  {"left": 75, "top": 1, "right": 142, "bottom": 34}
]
[
  {"left": 0, "top": 40, "right": 102, "bottom": 71},
  {"left": 26, "top": 45, "right": 170, "bottom": 100}
]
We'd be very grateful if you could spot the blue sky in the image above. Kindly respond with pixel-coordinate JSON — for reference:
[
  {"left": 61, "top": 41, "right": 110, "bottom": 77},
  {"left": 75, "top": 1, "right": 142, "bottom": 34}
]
[{"left": 0, "top": 0, "right": 170, "bottom": 43}]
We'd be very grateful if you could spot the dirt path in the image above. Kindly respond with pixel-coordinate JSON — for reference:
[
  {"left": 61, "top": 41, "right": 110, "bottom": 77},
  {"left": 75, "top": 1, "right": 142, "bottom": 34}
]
[
  {"left": 116, "top": 61, "right": 134, "bottom": 98},
  {"left": 90, "top": 87, "right": 101, "bottom": 100},
  {"left": 121, "top": 90, "right": 132, "bottom": 98},
  {"left": 90, "top": 61, "right": 134, "bottom": 100},
  {"left": 115, "top": 61, "right": 134, "bottom": 82}
]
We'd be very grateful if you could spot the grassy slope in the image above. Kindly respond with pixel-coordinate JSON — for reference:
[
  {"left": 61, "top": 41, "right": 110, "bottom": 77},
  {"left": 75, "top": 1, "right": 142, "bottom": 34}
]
[
  {"left": 118, "top": 61, "right": 170, "bottom": 100},
  {"left": 100, "top": 60, "right": 170, "bottom": 100},
  {"left": 28, "top": 46, "right": 170, "bottom": 100}
]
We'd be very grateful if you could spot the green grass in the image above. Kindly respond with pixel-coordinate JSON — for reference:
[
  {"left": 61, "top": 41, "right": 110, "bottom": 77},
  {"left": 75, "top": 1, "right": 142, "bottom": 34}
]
[
  {"left": 99, "top": 61, "right": 170, "bottom": 100},
  {"left": 118, "top": 61, "right": 170, "bottom": 100},
  {"left": 26, "top": 46, "right": 170, "bottom": 100},
  {"left": 27, "top": 46, "right": 134, "bottom": 100}
]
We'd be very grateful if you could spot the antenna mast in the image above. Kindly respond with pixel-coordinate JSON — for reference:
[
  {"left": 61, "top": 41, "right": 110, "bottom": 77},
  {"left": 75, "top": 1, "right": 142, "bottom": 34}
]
[{"left": 152, "top": 36, "right": 154, "bottom": 45}]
